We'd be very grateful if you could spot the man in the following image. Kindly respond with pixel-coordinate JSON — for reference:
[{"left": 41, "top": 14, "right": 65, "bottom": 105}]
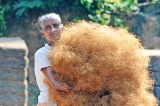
[{"left": 35, "top": 13, "right": 72, "bottom": 106}]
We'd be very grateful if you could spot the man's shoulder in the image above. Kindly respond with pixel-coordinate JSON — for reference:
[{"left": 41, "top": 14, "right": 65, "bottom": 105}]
[{"left": 35, "top": 46, "right": 49, "bottom": 56}]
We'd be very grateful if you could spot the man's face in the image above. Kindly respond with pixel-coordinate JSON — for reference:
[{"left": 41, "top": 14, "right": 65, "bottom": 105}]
[{"left": 41, "top": 18, "right": 62, "bottom": 44}]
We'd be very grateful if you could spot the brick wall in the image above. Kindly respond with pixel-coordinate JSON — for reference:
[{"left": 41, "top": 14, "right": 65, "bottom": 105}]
[
  {"left": 142, "top": 50, "right": 160, "bottom": 106},
  {"left": 0, "top": 37, "right": 28, "bottom": 106},
  {"left": 150, "top": 56, "right": 160, "bottom": 106}
]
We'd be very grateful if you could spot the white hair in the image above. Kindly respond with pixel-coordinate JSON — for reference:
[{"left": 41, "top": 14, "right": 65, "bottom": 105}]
[{"left": 35, "top": 13, "right": 62, "bottom": 31}]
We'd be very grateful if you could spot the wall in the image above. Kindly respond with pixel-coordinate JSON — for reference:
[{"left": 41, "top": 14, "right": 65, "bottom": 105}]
[
  {"left": 142, "top": 50, "right": 160, "bottom": 105},
  {"left": 0, "top": 37, "right": 28, "bottom": 106}
]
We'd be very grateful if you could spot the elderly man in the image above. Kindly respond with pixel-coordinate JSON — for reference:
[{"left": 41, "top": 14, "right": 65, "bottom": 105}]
[{"left": 34, "top": 13, "right": 72, "bottom": 106}]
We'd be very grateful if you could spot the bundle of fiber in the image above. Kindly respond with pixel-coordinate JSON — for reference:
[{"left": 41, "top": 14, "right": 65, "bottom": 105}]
[{"left": 46, "top": 20, "right": 158, "bottom": 106}]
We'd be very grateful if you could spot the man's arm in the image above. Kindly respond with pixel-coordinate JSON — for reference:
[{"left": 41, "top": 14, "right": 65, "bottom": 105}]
[{"left": 41, "top": 66, "right": 73, "bottom": 93}]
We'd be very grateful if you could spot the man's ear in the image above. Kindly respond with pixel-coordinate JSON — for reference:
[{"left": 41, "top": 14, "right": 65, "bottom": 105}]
[
  {"left": 60, "top": 24, "right": 63, "bottom": 28},
  {"left": 40, "top": 31, "right": 45, "bottom": 38},
  {"left": 60, "top": 24, "right": 63, "bottom": 31}
]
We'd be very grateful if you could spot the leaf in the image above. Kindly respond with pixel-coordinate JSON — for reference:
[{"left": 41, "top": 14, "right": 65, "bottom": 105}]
[
  {"left": 73, "top": 17, "right": 83, "bottom": 21},
  {"left": 13, "top": 1, "right": 28, "bottom": 10},
  {"left": 0, "top": 15, "right": 4, "bottom": 20},
  {"left": 26, "top": 1, "right": 43, "bottom": 8},
  {"left": 80, "top": 0, "right": 85, "bottom": 4},
  {"left": 96, "top": 10, "right": 101, "bottom": 14},
  {"left": 152, "top": 0, "right": 158, "bottom": 3},
  {"left": 0, "top": 33, "right": 3, "bottom": 37},
  {"left": 15, "top": 8, "right": 27, "bottom": 16},
  {"left": 88, "top": 14, "right": 93, "bottom": 19},
  {"left": 13, "top": 1, "right": 43, "bottom": 9},
  {"left": 102, "top": 13, "right": 109, "bottom": 19}
]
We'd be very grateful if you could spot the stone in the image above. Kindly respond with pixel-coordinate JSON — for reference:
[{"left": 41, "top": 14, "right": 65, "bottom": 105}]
[{"left": 0, "top": 37, "right": 28, "bottom": 106}]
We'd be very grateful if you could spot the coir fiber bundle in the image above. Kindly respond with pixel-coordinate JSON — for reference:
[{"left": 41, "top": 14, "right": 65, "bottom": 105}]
[{"left": 46, "top": 20, "right": 158, "bottom": 106}]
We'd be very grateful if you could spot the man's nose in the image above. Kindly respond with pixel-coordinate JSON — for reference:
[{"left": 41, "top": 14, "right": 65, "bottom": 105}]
[{"left": 51, "top": 26, "right": 57, "bottom": 32}]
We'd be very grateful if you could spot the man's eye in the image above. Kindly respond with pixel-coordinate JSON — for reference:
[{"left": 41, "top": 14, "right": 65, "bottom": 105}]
[
  {"left": 45, "top": 26, "right": 51, "bottom": 30},
  {"left": 54, "top": 24, "right": 59, "bottom": 28}
]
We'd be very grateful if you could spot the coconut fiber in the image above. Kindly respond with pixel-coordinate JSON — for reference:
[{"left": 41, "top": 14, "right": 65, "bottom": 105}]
[{"left": 46, "top": 20, "right": 158, "bottom": 106}]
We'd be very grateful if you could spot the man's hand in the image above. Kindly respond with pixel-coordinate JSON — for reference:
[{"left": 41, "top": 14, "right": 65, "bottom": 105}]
[
  {"left": 54, "top": 82, "right": 73, "bottom": 93},
  {"left": 37, "top": 102, "right": 48, "bottom": 106},
  {"left": 41, "top": 66, "right": 73, "bottom": 93}
]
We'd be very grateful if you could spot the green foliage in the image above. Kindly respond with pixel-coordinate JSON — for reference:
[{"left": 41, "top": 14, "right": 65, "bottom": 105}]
[
  {"left": 13, "top": 1, "right": 43, "bottom": 16},
  {"left": 13, "top": 0, "right": 61, "bottom": 17},
  {"left": 12, "top": 0, "right": 86, "bottom": 17},
  {"left": 11, "top": 0, "right": 140, "bottom": 28},
  {"left": 0, "top": 0, "right": 159, "bottom": 37},
  {"left": 83, "top": 0, "right": 139, "bottom": 27},
  {"left": 0, "top": 1, "right": 10, "bottom": 37},
  {"left": 152, "top": 0, "right": 159, "bottom": 3}
]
